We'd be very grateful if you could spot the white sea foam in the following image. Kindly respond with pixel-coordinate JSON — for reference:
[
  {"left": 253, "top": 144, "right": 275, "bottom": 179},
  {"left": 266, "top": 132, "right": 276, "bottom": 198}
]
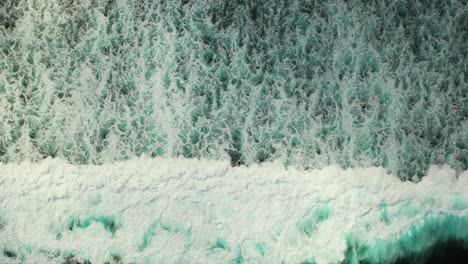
[{"left": 0, "top": 158, "right": 466, "bottom": 263}]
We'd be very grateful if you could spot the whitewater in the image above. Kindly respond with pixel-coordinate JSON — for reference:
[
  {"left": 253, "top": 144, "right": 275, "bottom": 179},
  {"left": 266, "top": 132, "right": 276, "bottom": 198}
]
[
  {"left": 0, "top": 158, "right": 467, "bottom": 263},
  {"left": 1, "top": 0, "right": 467, "bottom": 263}
]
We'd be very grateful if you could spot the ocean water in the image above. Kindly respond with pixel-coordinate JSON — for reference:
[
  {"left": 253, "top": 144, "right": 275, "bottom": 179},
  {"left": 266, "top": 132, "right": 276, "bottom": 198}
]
[
  {"left": 0, "top": 159, "right": 467, "bottom": 264},
  {"left": 0, "top": 0, "right": 467, "bottom": 263}
]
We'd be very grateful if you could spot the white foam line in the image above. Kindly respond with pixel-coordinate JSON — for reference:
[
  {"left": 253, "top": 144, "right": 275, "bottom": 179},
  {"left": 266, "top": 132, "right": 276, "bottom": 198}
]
[{"left": 0, "top": 157, "right": 467, "bottom": 263}]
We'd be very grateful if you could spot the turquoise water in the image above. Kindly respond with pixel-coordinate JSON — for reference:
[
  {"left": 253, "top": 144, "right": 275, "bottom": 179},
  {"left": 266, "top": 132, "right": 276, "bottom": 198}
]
[
  {"left": 0, "top": 1, "right": 467, "bottom": 263},
  {"left": 0, "top": 0, "right": 466, "bottom": 179}
]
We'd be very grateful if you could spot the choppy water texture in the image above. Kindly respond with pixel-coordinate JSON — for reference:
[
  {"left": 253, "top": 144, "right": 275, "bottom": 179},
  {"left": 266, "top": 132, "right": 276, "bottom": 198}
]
[
  {"left": 0, "top": 0, "right": 467, "bottom": 179},
  {"left": 1, "top": 1, "right": 468, "bottom": 263}
]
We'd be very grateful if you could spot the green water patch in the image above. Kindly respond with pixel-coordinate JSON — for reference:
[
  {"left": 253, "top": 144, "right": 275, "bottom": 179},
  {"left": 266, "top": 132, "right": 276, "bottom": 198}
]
[
  {"left": 210, "top": 238, "right": 231, "bottom": 251},
  {"left": 139, "top": 219, "right": 188, "bottom": 252},
  {"left": 68, "top": 213, "right": 123, "bottom": 235},
  {"left": 254, "top": 241, "right": 266, "bottom": 256},
  {"left": 228, "top": 246, "right": 244, "bottom": 264},
  {"left": 342, "top": 214, "right": 468, "bottom": 264},
  {"left": 298, "top": 203, "right": 332, "bottom": 237},
  {"left": 381, "top": 204, "right": 391, "bottom": 225}
]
